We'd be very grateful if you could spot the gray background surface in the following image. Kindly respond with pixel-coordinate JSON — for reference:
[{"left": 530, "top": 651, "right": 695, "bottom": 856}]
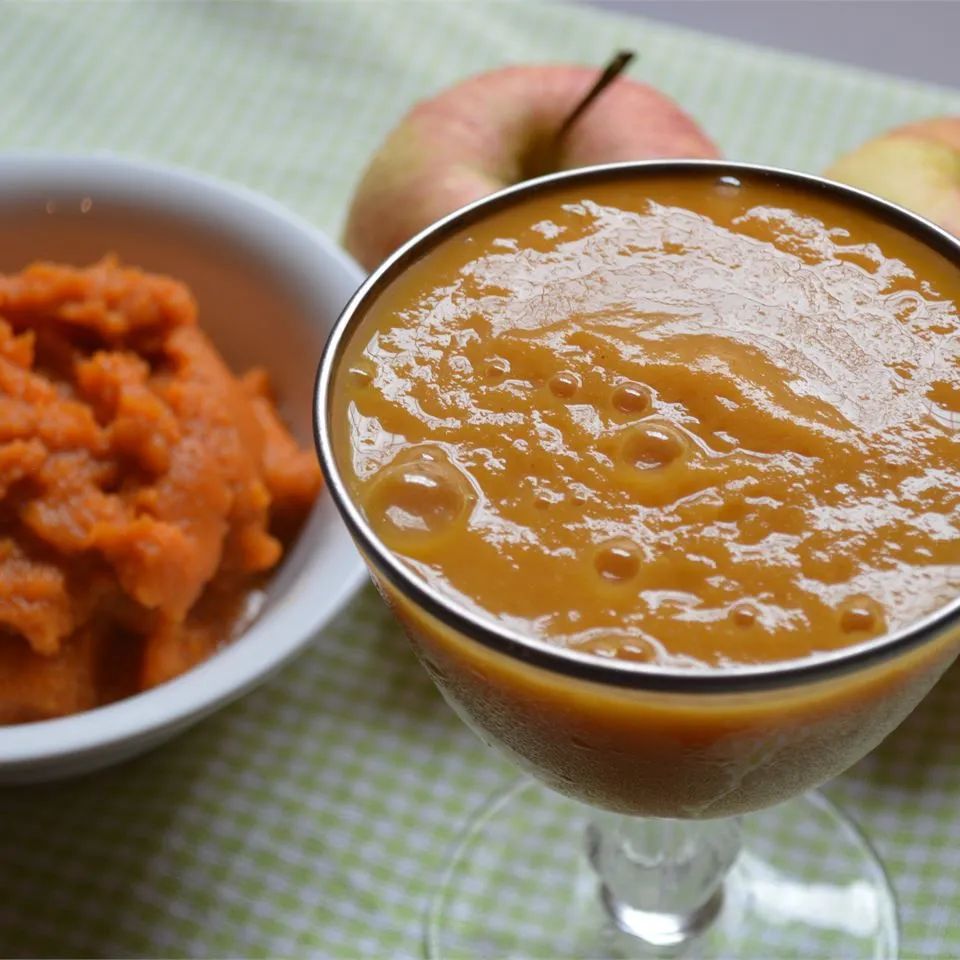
[{"left": 581, "top": 1, "right": 959, "bottom": 90}]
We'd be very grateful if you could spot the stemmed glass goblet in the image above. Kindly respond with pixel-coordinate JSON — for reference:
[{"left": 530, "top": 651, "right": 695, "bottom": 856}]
[{"left": 315, "top": 161, "right": 960, "bottom": 959}]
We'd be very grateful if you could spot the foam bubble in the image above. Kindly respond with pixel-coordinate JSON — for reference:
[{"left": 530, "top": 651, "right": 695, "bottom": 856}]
[
  {"left": 611, "top": 381, "right": 652, "bottom": 415},
  {"left": 484, "top": 357, "right": 510, "bottom": 380},
  {"left": 548, "top": 371, "right": 580, "bottom": 399},
  {"left": 730, "top": 603, "right": 757, "bottom": 627},
  {"left": 621, "top": 423, "right": 688, "bottom": 471},
  {"left": 347, "top": 360, "right": 375, "bottom": 387},
  {"left": 839, "top": 595, "right": 885, "bottom": 635},
  {"left": 594, "top": 537, "right": 641, "bottom": 582},
  {"left": 365, "top": 455, "right": 471, "bottom": 551},
  {"left": 715, "top": 175, "right": 742, "bottom": 197}
]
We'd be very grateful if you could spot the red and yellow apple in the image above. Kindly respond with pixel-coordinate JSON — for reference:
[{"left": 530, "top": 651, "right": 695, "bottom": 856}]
[
  {"left": 826, "top": 117, "right": 960, "bottom": 238},
  {"left": 343, "top": 64, "right": 719, "bottom": 271}
]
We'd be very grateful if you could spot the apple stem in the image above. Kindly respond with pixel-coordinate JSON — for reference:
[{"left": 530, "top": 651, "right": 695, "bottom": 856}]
[{"left": 556, "top": 50, "right": 637, "bottom": 143}]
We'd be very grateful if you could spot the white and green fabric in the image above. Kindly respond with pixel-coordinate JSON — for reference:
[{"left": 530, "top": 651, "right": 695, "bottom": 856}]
[{"left": 1, "top": 2, "right": 959, "bottom": 957}]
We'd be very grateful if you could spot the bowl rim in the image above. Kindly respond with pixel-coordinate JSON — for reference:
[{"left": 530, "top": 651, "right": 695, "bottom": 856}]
[
  {"left": 0, "top": 152, "right": 368, "bottom": 764},
  {"left": 315, "top": 158, "right": 960, "bottom": 695}
]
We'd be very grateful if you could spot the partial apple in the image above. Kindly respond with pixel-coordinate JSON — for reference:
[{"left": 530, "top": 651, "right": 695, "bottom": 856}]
[
  {"left": 344, "top": 64, "right": 719, "bottom": 271},
  {"left": 826, "top": 117, "right": 960, "bottom": 238}
]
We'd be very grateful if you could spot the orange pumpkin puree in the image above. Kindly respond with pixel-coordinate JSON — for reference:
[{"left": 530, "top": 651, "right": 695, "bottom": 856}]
[{"left": 0, "top": 257, "right": 320, "bottom": 723}]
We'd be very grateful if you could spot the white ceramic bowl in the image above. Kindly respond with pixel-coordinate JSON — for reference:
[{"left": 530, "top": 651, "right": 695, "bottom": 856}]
[{"left": 0, "top": 154, "right": 368, "bottom": 782}]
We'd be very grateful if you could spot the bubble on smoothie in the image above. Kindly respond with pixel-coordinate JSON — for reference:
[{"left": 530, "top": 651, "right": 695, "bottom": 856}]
[
  {"left": 611, "top": 381, "right": 653, "bottom": 415},
  {"left": 347, "top": 359, "right": 375, "bottom": 387},
  {"left": 730, "top": 603, "right": 757, "bottom": 627},
  {"left": 838, "top": 595, "right": 885, "bottom": 634},
  {"left": 594, "top": 537, "right": 642, "bottom": 582},
  {"left": 715, "top": 175, "right": 742, "bottom": 197},
  {"left": 618, "top": 640, "right": 658, "bottom": 662},
  {"left": 621, "top": 423, "right": 688, "bottom": 471},
  {"left": 548, "top": 370, "right": 580, "bottom": 399},
  {"left": 484, "top": 357, "right": 510, "bottom": 380},
  {"left": 581, "top": 642, "right": 618, "bottom": 659},
  {"left": 365, "top": 455, "right": 472, "bottom": 550}
]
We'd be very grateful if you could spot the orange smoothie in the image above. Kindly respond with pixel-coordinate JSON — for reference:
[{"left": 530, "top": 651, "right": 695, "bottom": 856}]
[{"left": 331, "top": 169, "right": 960, "bottom": 815}]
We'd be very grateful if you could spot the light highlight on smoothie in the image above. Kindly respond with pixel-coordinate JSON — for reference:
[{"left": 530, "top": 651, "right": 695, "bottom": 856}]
[{"left": 335, "top": 173, "right": 960, "bottom": 669}]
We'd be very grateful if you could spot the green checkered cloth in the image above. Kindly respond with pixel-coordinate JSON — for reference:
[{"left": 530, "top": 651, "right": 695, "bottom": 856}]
[{"left": 1, "top": 1, "right": 959, "bottom": 957}]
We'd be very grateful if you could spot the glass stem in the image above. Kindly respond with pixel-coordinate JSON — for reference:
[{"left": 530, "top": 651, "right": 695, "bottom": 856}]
[{"left": 587, "top": 812, "right": 741, "bottom": 957}]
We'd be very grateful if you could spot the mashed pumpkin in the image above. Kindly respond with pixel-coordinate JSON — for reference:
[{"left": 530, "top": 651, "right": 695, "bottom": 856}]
[{"left": 0, "top": 257, "right": 321, "bottom": 723}]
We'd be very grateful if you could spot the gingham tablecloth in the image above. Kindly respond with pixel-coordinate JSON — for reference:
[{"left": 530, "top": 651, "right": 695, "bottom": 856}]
[{"left": 1, "top": 2, "right": 959, "bottom": 958}]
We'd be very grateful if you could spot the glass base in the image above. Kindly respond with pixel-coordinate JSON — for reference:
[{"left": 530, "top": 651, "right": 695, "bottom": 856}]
[{"left": 425, "top": 779, "right": 897, "bottom": 959}]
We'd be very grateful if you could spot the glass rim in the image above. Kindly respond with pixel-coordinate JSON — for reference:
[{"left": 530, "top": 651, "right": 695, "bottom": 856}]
[{"left": 314, "top": 159, "right": 960, "bottom": 694}]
